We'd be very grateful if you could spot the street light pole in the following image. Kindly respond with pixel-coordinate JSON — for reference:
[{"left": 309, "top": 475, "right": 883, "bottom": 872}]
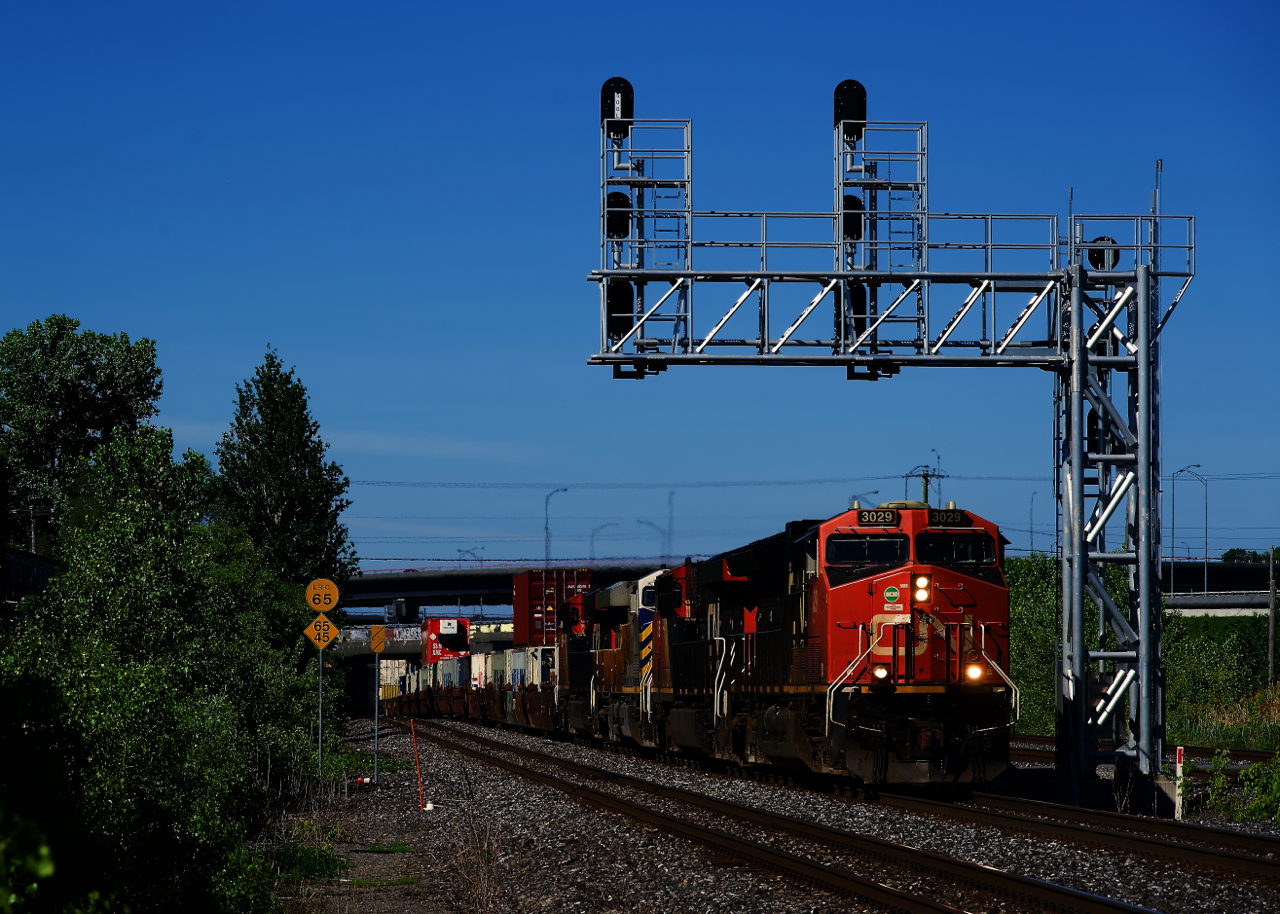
[
  {"left": 849, "top": 490, "right": 879, "bottom": 510},
  {"left": 590, "top": 522, "right": 618, "bottom": 561},
  {"left": 545, "top": 488, "right": 568, "bottom": 569},
  {"left": 1172, "top": 464, "right": 1201, "bottom": 594},
  {"left": 637, "top": 519, "right": 665, "bottom": 562}
]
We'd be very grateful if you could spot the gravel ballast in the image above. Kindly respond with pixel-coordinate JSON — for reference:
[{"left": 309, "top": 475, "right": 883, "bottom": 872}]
[
  {"left": 432, "top": 719, "right": 1280, "bottom": 914},
  {"left": 304, "top": 718, "right": 862, "bottom": 913}
]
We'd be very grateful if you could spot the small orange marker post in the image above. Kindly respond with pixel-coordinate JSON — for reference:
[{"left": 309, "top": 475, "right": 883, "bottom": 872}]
[{"left": 411, "top": 720, "right": 425, "bottom": 810}]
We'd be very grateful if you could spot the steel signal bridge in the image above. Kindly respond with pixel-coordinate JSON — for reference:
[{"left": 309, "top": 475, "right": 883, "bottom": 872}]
[{"left": 588, "top": 77, "right": 1195, "bottom": 804}]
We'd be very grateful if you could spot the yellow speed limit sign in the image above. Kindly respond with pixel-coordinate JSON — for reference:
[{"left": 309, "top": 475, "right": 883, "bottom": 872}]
[
  {"left": 306, "top": 578, "right": 339, "bottom": 612},
  {"left": 305, "top": 613, "right": 335, "bottom": 650}
]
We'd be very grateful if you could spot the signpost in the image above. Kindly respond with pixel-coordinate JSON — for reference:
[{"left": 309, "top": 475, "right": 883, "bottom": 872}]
[
  {"left": 304, "top": 578, "right": 340, "bottom": 778},
  {"left": 371, "top": 624, "right": 386, "bottom": 785}
]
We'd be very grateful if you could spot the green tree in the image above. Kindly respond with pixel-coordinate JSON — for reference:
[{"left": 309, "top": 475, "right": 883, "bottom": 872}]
[
  {"left": 0, "top": 315, "right": 162, "bottom": 553},
  {"left": 2, "top": 426, "right": 320, "bottom": 912},
  {"left": 1220, "top": 548, "right": 1274, "bottom": 563},
  {"left": 1006, "top": 553, "right": 1062, "bottom": 735},
  {"left": 214, "top": 350, "right": 356, "bottom": 587}
]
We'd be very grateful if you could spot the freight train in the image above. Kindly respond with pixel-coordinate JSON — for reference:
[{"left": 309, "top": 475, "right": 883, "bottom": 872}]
[{"left": 388, "top": 500, "right": 1016, "bottom": 786}]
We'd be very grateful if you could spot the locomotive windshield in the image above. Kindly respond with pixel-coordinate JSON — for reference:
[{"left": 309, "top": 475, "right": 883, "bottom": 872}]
[
  {"left": 915, "top": 531, "right": 1003, "bottom": 583},
  {"left": 916, "top": 532, "right": 997, "bottom": 564},
  {"left": 825, "top": 533, "right": 910, "bottom": 585}
]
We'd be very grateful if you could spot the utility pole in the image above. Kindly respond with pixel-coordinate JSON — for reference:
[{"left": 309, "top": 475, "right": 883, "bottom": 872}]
[
  {"left": 1270, "top": 545, "right": 1276, "bottom": 686},
  {"left": 904, "top": 464, "right": 946, "bottom": 505},
  {"left": 1030, "top": 491, "right": 1038, "bottom": 553}
]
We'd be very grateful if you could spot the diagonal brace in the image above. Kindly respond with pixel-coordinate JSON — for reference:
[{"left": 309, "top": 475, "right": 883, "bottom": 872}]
[
  {"left": 1154, "top": 276, "right": 1194, "bottom": 341},
  {"left": 696, "top": 279, "right": 762, "bottom": 353},
  {"left": 610, "top": 280, "right": 684, "bottom": 353},
  {"left": 771, "top": 280, "right": 838, "bottom": 353},
  {"left": 1085, "top": 470, "right": 1135, "bottom": 543},
  {"left": 1085, "top": 377, "right": 1137, "bottom": 448},
  {"left": 851, "top": 281, "right": 921, "bottom": 351},
  {"left": 1086, "top": 567, "right": 1139, "bottom": 648},
  {"left": 931, "top": 280, "right": 989, "bottom": 353},
  {"left": 995, "top": 281, "right": 1055, "bottom": 354},
  {"left": 1086, "top": 287, "right": 1135, "bottom": 349}
]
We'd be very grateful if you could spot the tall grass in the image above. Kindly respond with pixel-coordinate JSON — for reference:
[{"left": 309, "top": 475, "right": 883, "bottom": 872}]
[{"left": 1173, "top": 685, "right": 1280, "bottom": 752}]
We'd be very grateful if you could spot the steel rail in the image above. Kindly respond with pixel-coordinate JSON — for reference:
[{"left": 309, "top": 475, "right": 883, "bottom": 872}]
[
  {"left": 967, "top": 792, "right": 1280, "bottom": 859},
  {"left": 397, "top": 721, "right": 963, "bottom": 914},
  {"left": 408, "top": 721, "right": 1159, "bottom": 914},
  {"left": 1008, "top": 745, "right": 1239, "bottom": 783},
  {"left": 875, "top": 791, "right": 1280, "bottom": 881},
  {"left": 1013, "top": 735, "right": 1279, "bottom": 765}
]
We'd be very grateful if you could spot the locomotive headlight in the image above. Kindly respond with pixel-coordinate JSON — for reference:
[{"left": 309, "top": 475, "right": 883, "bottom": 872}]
[
  {"left": 965, "top": 664, "right": 984, "bottom": 681},
  {"left": 871, "top": 664, "right": 890, "bottom": 680},
  {"left": 912, "top": 574, "right": 932, "bottom": 603},
  {"left": 915, "top": 576, "right": 929, "bottom": 589}
]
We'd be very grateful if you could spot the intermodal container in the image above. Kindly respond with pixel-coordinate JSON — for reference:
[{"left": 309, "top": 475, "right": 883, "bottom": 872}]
[{"left": 512, "top": 569, "right": 593, "bottom": 648}]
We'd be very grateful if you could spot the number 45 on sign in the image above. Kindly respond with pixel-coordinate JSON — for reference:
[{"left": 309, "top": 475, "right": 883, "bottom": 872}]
[{"left": 305, "top": 614, "right": 335, "bottom": 650}]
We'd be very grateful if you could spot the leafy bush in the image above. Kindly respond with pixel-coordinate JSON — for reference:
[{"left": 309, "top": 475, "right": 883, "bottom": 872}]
[
  {"left": 1, "top": 428, "right": 334, "bottom": 911},
  {"left": 1006, "top": 553, "right": 1062, "bottom": 736},
  {"left": 1232, "top": 754, "right": 1280, "bottom": 822}
]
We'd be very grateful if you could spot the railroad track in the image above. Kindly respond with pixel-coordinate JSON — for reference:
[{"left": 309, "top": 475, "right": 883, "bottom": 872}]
[
  {"left": 1013, "top": 735, "right": 1278, "bottom": 766},
  {"left": 874, "top": 790, "right": 1280, "bottom": 880},
  {"left": 967, "top": 792, "right": 1280, "bottom": 859},
  {"left": 1010, "top": 738, "right": 1274, "bottom": 782},
  {"left": 441, "top": 720, "right": 1280, "bottom": 879},
  {"left": 394, "top": 718, "right": 1159, "bottom": 914},
  {"left": 1009, "top": 746, "right": 1233, "bottom": 782}
]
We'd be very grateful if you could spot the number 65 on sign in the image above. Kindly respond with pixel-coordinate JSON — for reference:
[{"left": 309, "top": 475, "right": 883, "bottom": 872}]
[
  {"left": 306, "top": 578, "right": 339, "bottom": 612},
  {"left": 305, "top": 613, "right": 335, "bottom": 650}
]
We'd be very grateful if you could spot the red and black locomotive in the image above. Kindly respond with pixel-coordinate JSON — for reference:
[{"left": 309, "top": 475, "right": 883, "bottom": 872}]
[{"left": 393, "top": 499, "right": 1015, "bottom": 787}]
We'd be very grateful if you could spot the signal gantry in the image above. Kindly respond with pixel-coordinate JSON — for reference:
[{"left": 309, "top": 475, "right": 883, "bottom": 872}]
[{"left": 588, "top": 77, "right": 1195, "bottom": 802}]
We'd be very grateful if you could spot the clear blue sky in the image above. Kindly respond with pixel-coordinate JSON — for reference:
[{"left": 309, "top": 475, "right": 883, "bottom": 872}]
[{"left": 2, "top": 1, "right": 1276, "bottom": 571}]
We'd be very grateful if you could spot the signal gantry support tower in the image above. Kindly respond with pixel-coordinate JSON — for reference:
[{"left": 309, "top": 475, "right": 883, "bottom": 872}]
[{"left": 588, "top": 78, "right": 1195, "bottom": 803}]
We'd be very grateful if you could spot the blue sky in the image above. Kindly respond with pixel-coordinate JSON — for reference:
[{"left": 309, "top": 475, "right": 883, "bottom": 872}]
[{"left": 2, "top": 1, "right": 1276, "bottom": 571}]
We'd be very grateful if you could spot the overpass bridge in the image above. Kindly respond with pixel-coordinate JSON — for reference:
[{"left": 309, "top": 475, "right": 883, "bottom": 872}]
[{"left": 340, "top": 561, "right": 666, "bottom": 617}]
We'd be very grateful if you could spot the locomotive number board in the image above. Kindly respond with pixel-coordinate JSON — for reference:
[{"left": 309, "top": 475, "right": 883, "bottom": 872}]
[
  {"left": 857, "top": 509, "right": 899, "bottom": 526},
  {"left": 928, "top": 509, "right": 972, "bottom": 527}
]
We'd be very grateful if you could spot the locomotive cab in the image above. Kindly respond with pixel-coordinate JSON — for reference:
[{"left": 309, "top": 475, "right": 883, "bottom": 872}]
[{"left": 824, "top": 500, "right": 1014, "bottom": 784}]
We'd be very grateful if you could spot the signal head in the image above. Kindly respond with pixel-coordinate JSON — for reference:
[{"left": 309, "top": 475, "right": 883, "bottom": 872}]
[
  {"left": 606, "top": 191, "right": 632, "bottom": 239},
  {"left": 834, "top": 79, "right": 867, "bottom": 143},
  {"left": 1086, "top": 236, "right": 1120, "bottom": 272},
  {"left": 601, "top": 76, "right": 634, "bottom": 139},
  {"left": 606, "top": 279, "right": 634, "bottom": 343},
  {"left": 842, "top": 194, "right": 864, "bottom": 241}
]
